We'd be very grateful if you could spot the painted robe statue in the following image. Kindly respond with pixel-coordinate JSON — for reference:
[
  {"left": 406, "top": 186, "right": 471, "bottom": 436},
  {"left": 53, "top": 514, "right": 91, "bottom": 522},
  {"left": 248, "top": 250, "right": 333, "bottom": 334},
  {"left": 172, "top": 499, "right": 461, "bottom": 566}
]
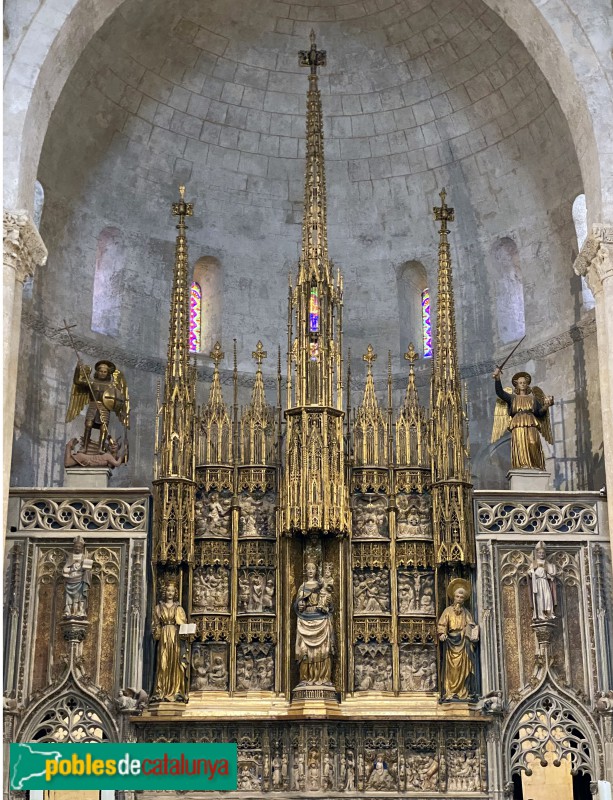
[
  {"left": 437, "top": 582, "right": 479, "bottom": 700},
  {"left": 152, "top": 583, "right": 188, "bottom": 702},
  {"left": 295, "top": 561, "right": 335, "bottom": 684}
]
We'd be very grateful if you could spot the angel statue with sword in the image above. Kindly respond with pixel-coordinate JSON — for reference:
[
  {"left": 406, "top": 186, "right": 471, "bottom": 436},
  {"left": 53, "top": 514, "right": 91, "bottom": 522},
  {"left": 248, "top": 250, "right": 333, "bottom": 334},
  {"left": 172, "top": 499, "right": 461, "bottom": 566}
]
[{"left": 491, "top": 338, "right": 554, "bottom": 470}]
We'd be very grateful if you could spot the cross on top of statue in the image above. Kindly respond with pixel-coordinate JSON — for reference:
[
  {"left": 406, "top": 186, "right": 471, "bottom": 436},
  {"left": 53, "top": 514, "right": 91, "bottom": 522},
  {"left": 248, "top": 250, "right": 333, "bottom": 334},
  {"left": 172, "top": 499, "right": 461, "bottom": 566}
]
[
  {"left": 404, "top": 342, "right": 419, "bottom": 367},
  {"left": 210, "top": 341, "right": 224, "bottom": 368},
  {"left": 172, "top": 184, "right": 193, "bottom": 219},
  {"left": 433, "top": 187, "right": 454, "bottom": 231},
  {"left": 252, "top": 341, "right": 268, "bottom": 367},
  {"left": 363, "top": 344, "right": 377, "bottom": 370},
  {"left": 299, "top": 30, "right": 326, "bottom": 74}
]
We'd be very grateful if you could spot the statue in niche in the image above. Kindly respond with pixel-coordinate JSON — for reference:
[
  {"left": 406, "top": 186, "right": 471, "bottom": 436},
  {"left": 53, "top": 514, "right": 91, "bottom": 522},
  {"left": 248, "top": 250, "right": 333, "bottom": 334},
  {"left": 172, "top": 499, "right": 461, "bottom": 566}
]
[
  {"left": 191, "top": 644, "right": 228, "bottom": 691},
  {"left": 353, "top": 569, "right": 390, "bottom": 613},
  {"left": 399, "top": 645, "right": 437, "bottom": 691},
  {"left": 528, "top": 540, "right": 557, "bottom": 621},
  {"left": 366, "top": 754, "right": 396, "bottom": 790},
  {"left": 354, "top": 643, "right": 392, "bottom": 691},
  {"left": 353, "top": 495, "right": 387, "bottom": 538},
  {"left": 151, "top": 581, "right": 189, "bottom": 702},
  {"left": 192, "top": 566, "right": 229, "bottom": 613},
  {"left": 307, "top": 749, "right": 320, "bottom": 790},
  {"left": 66, "top": 357, "right": 129, "bottom": 456},
  {"left": 491, "top": 368, "right": 553, "bottom": 470},
  {"left": 398, "top": 570, "right": 435, "bottom": 615},
  {"left": 406, "top": 754, "right": 439, "bottom": 790},
  {"left": 447, "top": 750, "right": 479, "bottom": 792},
  {"left": 62, "top": 537, "right": 93, "bottom": 619},
  {"left": 237, "top": 570, "right": 275, "bottom": 614},
  {"left": 294, "top": 559, "right": 335, "bottom": 685},
  {"left": 397, "top": 494, "right": 432, "bottom": 538},
  {"left": 437, "top": 579, "right": 479, "bottom": 700}
]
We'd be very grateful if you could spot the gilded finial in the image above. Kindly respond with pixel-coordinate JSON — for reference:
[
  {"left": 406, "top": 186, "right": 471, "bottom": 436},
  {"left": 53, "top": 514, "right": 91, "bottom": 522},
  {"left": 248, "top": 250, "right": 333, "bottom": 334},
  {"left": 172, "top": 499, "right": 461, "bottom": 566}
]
[
  {"left": 210, "top": 341, "right": 224, "bottom": 368},
  {"left": 433, "top": 187, "right": 454, "bottom": 229},
  {"left": 404, "top": 343, "right": 419, "bottom": 368},
  {"left": 362, "top": 344, "right": 377, "bottom": 370},
  {"left": 252, "top": 341, "right": 268, "bottom": 368},
  {"left": 172, "top": 185, "right": 193, "bottom": 218},
  {"left": 299, "top": 30, "right": 326, "bottom": 74},
  {"left": 179, "top": 185, "right": 185, "bottom": 199}
]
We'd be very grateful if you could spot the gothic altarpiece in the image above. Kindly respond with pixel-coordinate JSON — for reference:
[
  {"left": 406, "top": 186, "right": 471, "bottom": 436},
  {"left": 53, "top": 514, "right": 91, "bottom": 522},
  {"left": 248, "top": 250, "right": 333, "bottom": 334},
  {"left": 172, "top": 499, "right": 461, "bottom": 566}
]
[{"left": 5, "top": 32, "right": 613, "bottom": 800}]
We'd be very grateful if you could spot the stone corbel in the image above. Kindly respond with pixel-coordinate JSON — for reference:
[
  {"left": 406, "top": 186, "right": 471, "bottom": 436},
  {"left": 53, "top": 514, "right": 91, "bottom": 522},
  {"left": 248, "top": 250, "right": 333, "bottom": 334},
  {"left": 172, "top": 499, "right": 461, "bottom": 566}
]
[
  {"left": 3, "top": 209, "right": 47, "bottom": 283},
  {"left": 573, "top": 224, "right": 613, "bottom": 297}
]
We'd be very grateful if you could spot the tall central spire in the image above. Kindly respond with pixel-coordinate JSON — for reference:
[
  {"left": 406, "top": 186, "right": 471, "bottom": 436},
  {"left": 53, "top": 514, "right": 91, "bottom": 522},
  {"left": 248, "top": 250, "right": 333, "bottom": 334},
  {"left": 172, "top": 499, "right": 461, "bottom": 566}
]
[{"left": 282, "top": 32, "right": 348, "bottom": 536}]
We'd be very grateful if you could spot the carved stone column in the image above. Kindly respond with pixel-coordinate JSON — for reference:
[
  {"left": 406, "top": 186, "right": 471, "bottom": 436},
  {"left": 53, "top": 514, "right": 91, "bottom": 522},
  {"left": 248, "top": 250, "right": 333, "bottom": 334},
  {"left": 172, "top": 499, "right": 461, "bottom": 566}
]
[
  {"left": 3, "top": 210, "right": 47, "bottom": 526},
  {"left": 574, "top": 225, "right": 613, "bottom": 564}
]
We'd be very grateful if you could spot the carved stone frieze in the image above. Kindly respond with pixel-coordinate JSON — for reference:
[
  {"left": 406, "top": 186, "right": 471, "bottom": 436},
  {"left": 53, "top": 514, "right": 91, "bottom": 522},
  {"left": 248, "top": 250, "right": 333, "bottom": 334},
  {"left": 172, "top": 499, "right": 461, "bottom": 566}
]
[
  {"left": 19, "top": 496, "right": 148, "bottom": 532},
  {"left": 477, "top": 500, "right": 597, "bottom": 535}
]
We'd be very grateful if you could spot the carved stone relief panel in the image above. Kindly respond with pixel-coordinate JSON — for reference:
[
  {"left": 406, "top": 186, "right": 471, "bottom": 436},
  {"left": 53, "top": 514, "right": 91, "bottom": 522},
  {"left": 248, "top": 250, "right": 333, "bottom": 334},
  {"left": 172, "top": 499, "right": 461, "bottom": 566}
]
[
  {"left": 399, "top": 644, "right": 437, "bottom": 691},
  {"left": 353, "top": 568, "right": 390, "bottom": 614},
  {"left": 192, "top": 565, "right": 230, "bottom": 614},
  {"left": 446, "top": 746, "right": 481, "bottom": 792},
  {"left": 190, "top": 642, "right": 229, "bottom": 691},
  {"left": 239, "top": 490, "right": 276, "bottom": 537},
  {"left": 363, "top": 727, "right": 398, "bottom": 791},
  {"left": 352, "top": 494, "right": 388, "bottom": 539},
  {"left": 405, "top": 734, "right": 439, "bottom": 791},
  {"left": 238, "top": 568, "right": 275, "bottom": 614},
  {"left": 236, "top": 643, "right": 274, "bottom": 691},
  {"left": 397, "top": 569, "right": 435, "bottom": 615},
  {"left": 396, "top": 493, "right": 432, "bottom": 539},
  {"left": 195, "top": 488, "right": 232, "bottom": 538},
  {"left": 354, "top": 643, "right": 393, "bottom": 691}
]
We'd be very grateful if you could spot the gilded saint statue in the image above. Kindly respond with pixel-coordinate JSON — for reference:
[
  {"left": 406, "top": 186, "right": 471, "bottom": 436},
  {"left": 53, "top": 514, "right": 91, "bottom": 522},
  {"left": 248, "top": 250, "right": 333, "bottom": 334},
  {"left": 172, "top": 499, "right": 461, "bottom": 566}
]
[
  {"left": 437, "top": 579, "right": 479, "bottom": 700},
  {"left": 528, "top": 541, "right": 557, "bottom": 622},
  {"left": 294, "top": 559, "right": 335, "bottom": 685},
  {"left": 491, "top": 368, "right": 553, "bottom": 470},
  {"left": 66, "top": 357, "right": 129, "bottom": 456},
  {"left": 62, "top": 536, "right": 93, "bottom": 619},
  {"left": 152, "top": 582, "right": 189, "bottom": 702}
]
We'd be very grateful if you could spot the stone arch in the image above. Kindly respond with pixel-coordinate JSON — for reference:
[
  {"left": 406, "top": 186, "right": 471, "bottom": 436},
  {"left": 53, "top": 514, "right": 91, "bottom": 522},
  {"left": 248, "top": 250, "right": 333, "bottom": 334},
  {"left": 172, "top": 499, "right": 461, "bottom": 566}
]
[
  {"left": 396, "top": 260, "right": 429, "bottom": 359},
  {"left": 192, "top": 255, "right": 222, "bottom": 354},
  {"left": 572, "top": 194, "right": 595, "bottom": 312},
  {"left": 491, "top": 237, "right": 525, "bottom": 345}
]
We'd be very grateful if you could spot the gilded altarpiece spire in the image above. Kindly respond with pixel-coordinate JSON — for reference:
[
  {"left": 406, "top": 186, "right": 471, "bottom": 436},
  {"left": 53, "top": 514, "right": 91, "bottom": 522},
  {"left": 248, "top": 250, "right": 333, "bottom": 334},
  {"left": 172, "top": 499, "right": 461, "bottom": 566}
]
[
  {"left": 153, "top": 187, "right": 197, "bottom": 568},
  {"left": 430, "top": 190, "right": 475, "bottom": 565}
]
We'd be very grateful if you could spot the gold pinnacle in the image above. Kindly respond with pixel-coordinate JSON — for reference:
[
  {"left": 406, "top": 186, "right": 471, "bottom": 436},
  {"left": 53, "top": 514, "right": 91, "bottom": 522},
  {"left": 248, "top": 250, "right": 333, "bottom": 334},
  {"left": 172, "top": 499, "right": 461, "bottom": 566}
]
[
  {"left": 362, "top": 344, "right": 377, "bottom": 368},
  {"left": 210, "top": 341, "right": 224, "bottom": 368},
  {"left": 404, "top": 343, "right": 419, "bottom": 366},
  {"left": 252, "top": 341, "right": 268, "bottom": 367},
  {"left": 433, "top": 187, "right": 454, "bottom": 228},
  {"left": 179, "top": 185, "right": 185, "bottom": 199}
]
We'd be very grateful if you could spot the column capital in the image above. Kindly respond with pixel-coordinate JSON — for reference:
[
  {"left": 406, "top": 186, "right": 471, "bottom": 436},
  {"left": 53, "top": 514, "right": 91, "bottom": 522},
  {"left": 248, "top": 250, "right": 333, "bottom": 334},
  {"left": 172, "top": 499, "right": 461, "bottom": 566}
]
[
  {"left": 3, "top": 209, "right": 47, "bottom": 284},
  {"left": 573, "top": 223, "right": 613, "bottom": 296}
]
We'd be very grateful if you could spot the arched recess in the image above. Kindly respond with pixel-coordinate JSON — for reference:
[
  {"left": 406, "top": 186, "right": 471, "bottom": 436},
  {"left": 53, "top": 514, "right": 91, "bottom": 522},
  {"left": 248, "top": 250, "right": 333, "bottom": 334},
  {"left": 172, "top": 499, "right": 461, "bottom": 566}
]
[
  {"left": 192, "top": 256, "right": 222, "bottom": 354},
  {"left": 502, "top": 683, "right": 603, "bottom": 794},
  {"left": 397, "top": 261, "right": 429, "bottom": 359},
  {"left": 491, "top": 237, "right": 525, "bottom": 346},
  {"left": 91, "top": 227, "right": 125, "bottom": 336},
  {"left": 572, "top": 194, "right": 595, "bottom": 312}
]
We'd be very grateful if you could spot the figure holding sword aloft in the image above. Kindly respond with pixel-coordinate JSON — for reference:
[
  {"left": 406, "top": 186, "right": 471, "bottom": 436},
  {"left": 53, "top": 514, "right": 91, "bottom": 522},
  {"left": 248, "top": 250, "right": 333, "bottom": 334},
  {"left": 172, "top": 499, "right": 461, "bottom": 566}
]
[{"left": 490, "top": 338, "right": 554, "bottom": 470}]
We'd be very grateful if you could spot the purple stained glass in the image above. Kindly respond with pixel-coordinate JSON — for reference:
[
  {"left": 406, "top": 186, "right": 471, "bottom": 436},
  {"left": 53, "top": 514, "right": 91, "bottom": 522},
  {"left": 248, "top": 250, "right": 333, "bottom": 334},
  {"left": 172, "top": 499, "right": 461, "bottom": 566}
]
[
  {"left": 189, "top": 281, "right": 202, "bottom": 353},
  {"left": 422, "top": 288, "right": 432, "bottom": 358},
  {"left": 309, "top": 286, "right": 319, "bottom": 333}
]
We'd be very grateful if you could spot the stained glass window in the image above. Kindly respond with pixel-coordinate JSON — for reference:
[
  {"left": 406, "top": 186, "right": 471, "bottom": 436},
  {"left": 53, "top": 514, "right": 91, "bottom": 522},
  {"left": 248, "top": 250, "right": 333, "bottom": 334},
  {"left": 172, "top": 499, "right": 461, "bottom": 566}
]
[
  {"left": 189, "top": 281, "right": 202, "bottom": 352},
  {"left": 422, "top": 288, "right": 432, "bottom": 358},
  {"left": 309, "top": 285, "right": 320, "bottom": 333}
]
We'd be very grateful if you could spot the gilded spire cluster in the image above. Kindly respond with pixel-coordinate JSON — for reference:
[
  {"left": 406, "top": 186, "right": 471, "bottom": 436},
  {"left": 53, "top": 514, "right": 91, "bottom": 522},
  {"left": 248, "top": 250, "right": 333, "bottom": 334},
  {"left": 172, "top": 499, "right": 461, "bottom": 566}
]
[
  {"left": 430, "top": 189, "right": 474, "bottom": 564},
  {"left": 353, "top": 345, "right": 388, "bottom": 467},
  {"left": 396, "top": 343, "right": 429, "bottom": 472}
]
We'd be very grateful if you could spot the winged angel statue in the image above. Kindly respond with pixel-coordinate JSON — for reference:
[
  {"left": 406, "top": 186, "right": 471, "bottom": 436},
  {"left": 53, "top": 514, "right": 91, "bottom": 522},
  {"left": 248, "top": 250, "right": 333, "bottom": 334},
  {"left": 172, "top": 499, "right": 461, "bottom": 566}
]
[
  {"left": 66, "top": 359, "right": 130, "bottom": 460},
  {"left": 491, "top": 367, "right": 553, "bottom": 470}
]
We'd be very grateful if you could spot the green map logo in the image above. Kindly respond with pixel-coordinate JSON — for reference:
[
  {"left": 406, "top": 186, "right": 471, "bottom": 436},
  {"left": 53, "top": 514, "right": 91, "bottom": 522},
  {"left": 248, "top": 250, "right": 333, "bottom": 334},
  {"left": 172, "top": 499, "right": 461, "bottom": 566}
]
[{"left": 10, "top": 743, "right": 238, "bottom": 791}]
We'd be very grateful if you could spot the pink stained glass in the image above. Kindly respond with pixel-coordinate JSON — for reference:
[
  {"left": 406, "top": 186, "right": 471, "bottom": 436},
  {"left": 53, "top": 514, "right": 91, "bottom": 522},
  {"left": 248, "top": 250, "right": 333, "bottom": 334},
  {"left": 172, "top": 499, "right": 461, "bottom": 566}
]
[
  {"left": 189, "top": 281, "right": 202, "bottom": 352},
  {"left": 422, "top": 288, "right": 432, "bottom": 358}
]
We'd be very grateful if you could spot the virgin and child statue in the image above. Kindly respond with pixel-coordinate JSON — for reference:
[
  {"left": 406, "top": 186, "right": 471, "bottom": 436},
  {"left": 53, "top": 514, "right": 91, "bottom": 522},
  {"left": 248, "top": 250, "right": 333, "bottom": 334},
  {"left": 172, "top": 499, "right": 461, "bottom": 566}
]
[{"left": 294, "top": 559, "right": 335, "bottom": 685}]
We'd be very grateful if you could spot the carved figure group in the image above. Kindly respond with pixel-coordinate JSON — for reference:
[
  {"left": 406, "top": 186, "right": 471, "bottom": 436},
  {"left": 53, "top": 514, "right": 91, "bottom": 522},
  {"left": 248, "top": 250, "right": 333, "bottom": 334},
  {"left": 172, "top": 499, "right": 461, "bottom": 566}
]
[
  {"left": 397, "top": 570, "right": 435, "bottom": 615},
  {"left": 191, "top": 645, "right": 228, "bottom": 691},
  {"left": 195, "top": 492, "right": 232, "bottom": 537},
  {"left": 192, "top": 566, "right": 229, "bottom": 613},
  {"left": 238, "top": 763, "right": 260, "bottom": 790},
  {"left": 238, "top": 571, "right": 275, "bottom": 613},
  {"left": 240, "top": 493, "right": 275, "bottom": 537},
  {"left": 353, "top": 569, "right": 390, "bottom": 613},
  {"left": 64, "top": 436, "right": 127, "bottom": 469},
  {"left": 355, "top": 645, "right": 392, "bottom": 691},
  {"left": 353, "top": 496, "right": 388, "bottom": 538},
  {"left": 396, "top": 494, "right": 432, "bottom": 538},
  {"left": 399, "top": 646, "right": 437, "bottom": 691},
  {"left": 366, "top": 754, "right": 396, "bottom": 790},
  {"left": 437, "top": 579, "right": 479, "bottom": 700},
  {"left": 295, "top": 559, "right": 335, "bottom": 685},
  {"left": 236, "top": 646, "right": 274, "bottom": 691},
  {"left": 406, "top": 754, "right": 439, "bottom": 790},
  {"left": 491, "top": 368, "right": 554, "bottom": 470},
  {"left": 151, "top": 582, "right": 189, "bottom": 702},
  {"left": 447, "top": 750, "right": 479, "bottom": 792},
  {"left": 62, "top": 536, "right": 93, "bottom": 619}
]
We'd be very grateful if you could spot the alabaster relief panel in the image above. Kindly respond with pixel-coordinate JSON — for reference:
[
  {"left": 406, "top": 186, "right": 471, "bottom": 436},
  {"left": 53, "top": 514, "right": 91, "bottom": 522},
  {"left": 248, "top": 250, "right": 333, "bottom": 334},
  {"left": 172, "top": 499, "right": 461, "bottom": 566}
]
[
  {"left": 191, "top": 642, "right": 229, "bottom": 691},
  {"left": 192, "top": 565, "right": 230, "bottom": 614},
  {"left": 238, "top": 568, "right": 275, "bottom": 614},
  {"left": 399, "top": 644, "right": 437, "bottom": 691},
  {"left": 404, "top": 744, "right": 439, "bottom": 791},
  {"left": 195, "top": 489, "right": 232, "bottom": 538},
  {"left": 236, "top": 643, "right": 274, "bottom": 691},
  {"left": 396, "top": 493, "right": 432, "bottom": 538},
  {"left": 354, "top": 642, "right": 393, "bottom": 691},
  {"left": 353, "top": 568, "right": 390, "bottom": 614},
  {"left": 352, "top": 494, "right": 388, "bottom": 539},
  {"left": 446, "top": 747, "right": 481, "bottom": 792},
  {"left": 397, "top": 569, "right": 435, "bottom": 615},
  {"left": 239, "top": 490, "right": 276, "bottom": 537}
]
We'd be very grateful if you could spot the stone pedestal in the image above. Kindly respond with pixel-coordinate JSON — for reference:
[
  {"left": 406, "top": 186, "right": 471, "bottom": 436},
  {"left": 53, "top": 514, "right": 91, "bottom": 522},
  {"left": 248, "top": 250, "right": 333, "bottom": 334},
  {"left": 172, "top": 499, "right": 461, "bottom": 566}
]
[
  {"left": 64, "top": 467, "right": 112, "bottom": 489},
  {"left": 507, "top": 469, "right": 551, "bottom": 492}
]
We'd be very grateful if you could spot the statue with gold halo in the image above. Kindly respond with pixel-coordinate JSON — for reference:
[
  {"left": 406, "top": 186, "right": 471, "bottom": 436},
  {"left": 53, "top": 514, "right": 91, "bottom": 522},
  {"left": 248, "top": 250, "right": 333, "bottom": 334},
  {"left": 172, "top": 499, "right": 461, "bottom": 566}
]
[
  {"left": 294, "top": 558, "right": 335, "bottom": 685},
  {"left": 151, "top": 581, "right": 189, "bottom": 702},
  {"left": 437, "top": 579, "right": 479, "bottom": 700},
  {"left": 491, "top": 368, "right": 553, "bottom": 470}
]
